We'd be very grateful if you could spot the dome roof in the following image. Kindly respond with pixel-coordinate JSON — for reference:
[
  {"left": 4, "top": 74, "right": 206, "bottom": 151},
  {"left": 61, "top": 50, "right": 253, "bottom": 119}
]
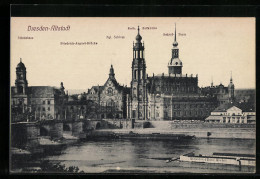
[
  {"left": 136, "top": 34, "right": 142, "bottom": 41},
  {"left": 17, "top": 61, "right": 26, "bottom": 69},
  {"left": 168, "top": 58, "right": 183, "bottom": 66},
  {"left": 173, "top": 41, "right": 178, "bottom": 47}
]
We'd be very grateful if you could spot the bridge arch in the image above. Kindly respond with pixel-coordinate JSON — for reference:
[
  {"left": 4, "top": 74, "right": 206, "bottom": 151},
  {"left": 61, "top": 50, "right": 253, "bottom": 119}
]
[
  {"left": 40, "top": 126, "right": 49, "bottom": 136},
  {"left": 96, "top": 122, "right": 101, "bottom": 129},
  {"left": 63, "top": 123, "right": 71, "bottom": 131}
]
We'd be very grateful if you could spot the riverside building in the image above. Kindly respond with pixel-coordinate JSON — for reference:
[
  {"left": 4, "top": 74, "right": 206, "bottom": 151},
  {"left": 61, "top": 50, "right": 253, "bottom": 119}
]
[
  {"left": 127, "top": 25, "right": 220, "bottom": 121},
  {"left": 11, "top": 59, "right": 68, "bottom": 122}
]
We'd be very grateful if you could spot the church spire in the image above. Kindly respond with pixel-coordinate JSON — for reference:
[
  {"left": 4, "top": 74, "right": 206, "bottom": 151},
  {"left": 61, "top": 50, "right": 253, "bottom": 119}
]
[
  {"left": 174, "top": 23, "right": 176, "bottom": 42},
  {"left": 109, "top": 64, "right": 115, "bottom": 79},
  {"left": 173, "top": 23, "right": 178, "bottom": 47},
  {"left": 168, "top": 23, "right": 182, "bottom": 75}
]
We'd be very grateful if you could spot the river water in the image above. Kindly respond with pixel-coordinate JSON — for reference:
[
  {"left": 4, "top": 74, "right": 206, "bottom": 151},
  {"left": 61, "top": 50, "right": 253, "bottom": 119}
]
[
  {"left": 44, "top": 138, "right": 256, "bottom": 173},
  {"left": 12, "top": 138, "right": 255, "bottom": 173}
]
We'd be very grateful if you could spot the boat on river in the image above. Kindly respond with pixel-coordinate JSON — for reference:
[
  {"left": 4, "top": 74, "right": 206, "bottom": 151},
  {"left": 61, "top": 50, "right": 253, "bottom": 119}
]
[{"left": 180, "top": 152, "right": 255, "bottom": 166}]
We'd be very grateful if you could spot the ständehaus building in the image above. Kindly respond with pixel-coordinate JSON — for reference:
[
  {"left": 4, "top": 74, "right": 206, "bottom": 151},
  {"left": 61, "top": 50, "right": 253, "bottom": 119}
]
[{"left": 126, "top": 25, "right": 234, "bottom": 121}]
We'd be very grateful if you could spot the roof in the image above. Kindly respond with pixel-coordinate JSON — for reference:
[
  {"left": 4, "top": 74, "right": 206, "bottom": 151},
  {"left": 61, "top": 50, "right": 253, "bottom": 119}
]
[
  {"left": 205, "top": 116, "right": 222, "bottom": 121},
  {"left": 66, "top": 100, "right": 96, "bottom": 106},
  {"left": 90, "top": 86, "right": 104, "bottom": 93},
  {"left": 16, "top": 61, "right": 26, "bottom": 69},
  {"left": 168, "top": 58, "right": 183, "bottom": 66},
  {"left": 27, "top": 86, "right": 56, "bottom": 98},
  {"left": 213, "top": 102, "right": 255, "bottom": 112}
]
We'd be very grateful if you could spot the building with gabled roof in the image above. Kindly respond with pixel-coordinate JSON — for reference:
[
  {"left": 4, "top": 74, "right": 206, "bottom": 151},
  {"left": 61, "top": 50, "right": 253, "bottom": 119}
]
[{"left": 86, "top": 65, "right": 130, "bottom": 119}]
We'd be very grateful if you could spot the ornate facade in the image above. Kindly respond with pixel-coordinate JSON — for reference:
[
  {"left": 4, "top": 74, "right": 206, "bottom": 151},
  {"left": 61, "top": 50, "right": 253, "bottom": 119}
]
[
  {"left": 85, "top": 65, "right": 130, "bottom": 119},
  {"left": 127, "top": 25, "right": 220, "bottom": 121}
]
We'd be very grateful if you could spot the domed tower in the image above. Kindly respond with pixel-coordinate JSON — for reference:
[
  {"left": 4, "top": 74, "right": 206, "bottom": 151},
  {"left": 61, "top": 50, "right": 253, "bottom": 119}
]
[
  {"left": 168, "top": 24, "right": 183, "bottom": 75},
  {"left": 130, "top": 26, "right": 148, "bottom": 120},
  {"left": 228, "top": 72, "right": 235, "bottom": 102},
  {"left": 15, "top": 58, "right": 28, "bottom": 94}
]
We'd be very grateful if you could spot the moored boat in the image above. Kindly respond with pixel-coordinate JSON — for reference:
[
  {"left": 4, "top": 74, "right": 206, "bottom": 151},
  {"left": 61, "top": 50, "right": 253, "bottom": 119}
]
[{"left": 180, "top": 152, "right": 255, "bottom": 167}]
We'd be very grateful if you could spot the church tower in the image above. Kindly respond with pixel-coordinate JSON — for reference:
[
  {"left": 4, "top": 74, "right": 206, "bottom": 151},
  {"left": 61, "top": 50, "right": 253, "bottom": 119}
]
[
  {"left": 15, "top": 58, "right": 28, "bottom": 94},
  {"left": 168, "top": 24, "right": 183, "bottom": 75},
  {"left": 130, "top": 26, "right": 148, "bottom": 120},
  {"left": 228, "top": 72, "right": 235, "bottom": 102}
]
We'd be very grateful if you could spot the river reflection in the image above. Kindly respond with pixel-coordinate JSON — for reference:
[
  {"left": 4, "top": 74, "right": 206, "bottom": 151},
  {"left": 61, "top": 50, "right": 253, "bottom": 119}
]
[{"left": 37, "top": 138, "right": 255, "bottom": 173}]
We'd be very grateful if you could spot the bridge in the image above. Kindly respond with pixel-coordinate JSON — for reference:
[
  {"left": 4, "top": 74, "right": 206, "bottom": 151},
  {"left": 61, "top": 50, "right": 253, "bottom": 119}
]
[{"left": 11, "top": 118, "right": 111, "bottom": 149}]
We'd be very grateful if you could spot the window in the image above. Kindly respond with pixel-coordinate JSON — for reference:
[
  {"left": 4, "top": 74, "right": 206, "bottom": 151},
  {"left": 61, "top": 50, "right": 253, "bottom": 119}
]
[
  {"left": 134, "top": 70, "right": 138, "bottom": 79},
  {"left": 48, "top": 107, "right": 50, "bottom": 111},
  {"left": 156, "top": 112, "right": 160, "bottom": 117},
  {"left": 43, "top": 101, "right": 45, "bottom": 104},
  {"left": 107, "top": 88, "right": 113, "bottom": 95},
  {"left": 38, "top": 107, "right": 41, "bottom": 111},
  {"left": 48, "top": 100, "right": 50, "bottom": 105},
  {"left": 42, "top": 107, "right": 45, "bottom": 111}
]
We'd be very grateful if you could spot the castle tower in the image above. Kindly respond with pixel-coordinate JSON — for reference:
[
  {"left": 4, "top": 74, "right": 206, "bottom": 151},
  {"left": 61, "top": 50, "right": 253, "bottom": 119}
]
[
  {"left": 228, "top": 72, "right": 235, "bottom": 102},
  {"left": 130, "top": 26, "right": 148, "bottom": 120},
  {"left": 168, "top": 24, "right": 183, "bottom": 75},
  {"left": 15, "top": 58, "right": 28, "bottom": 94}
]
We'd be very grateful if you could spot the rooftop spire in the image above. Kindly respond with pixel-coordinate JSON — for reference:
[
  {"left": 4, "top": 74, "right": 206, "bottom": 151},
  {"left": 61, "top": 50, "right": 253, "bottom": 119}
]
[
  {"left": 135, "top": 26, "right": 142, "bottom": 42},
  {"left": 174, "top": 23, "right": 176, "bottom": 42},
  {"left": 20, "top": 58, "right": 22, "bottom": 63},
  {"left": 230, "top": 71, "right": 233, "bottom": 82},
  {"left": 173, "top": 23, "right": 178, "bottom": 47},
  {"left": 109, "top": 64, "right": 115, "bottom": 78}
]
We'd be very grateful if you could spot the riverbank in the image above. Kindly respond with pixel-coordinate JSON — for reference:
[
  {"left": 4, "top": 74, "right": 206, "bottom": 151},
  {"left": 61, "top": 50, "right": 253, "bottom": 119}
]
[{"left": 90, "top": 127, "right": 255, "bottom": 139}]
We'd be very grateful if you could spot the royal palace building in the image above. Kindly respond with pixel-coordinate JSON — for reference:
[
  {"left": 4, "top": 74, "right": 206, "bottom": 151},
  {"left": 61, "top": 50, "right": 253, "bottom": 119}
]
[
  {"left": 11, "top": 59, "right": 68, "bottom": 122},
  {"left": 126, "top": 25, "right": 231, "bottom": 121}
]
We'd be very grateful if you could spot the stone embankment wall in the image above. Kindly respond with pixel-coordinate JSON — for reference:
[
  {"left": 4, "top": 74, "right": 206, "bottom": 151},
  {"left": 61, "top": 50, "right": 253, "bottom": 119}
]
[{"left": 133, "top": 121, "right": 255, "bottom": 139}]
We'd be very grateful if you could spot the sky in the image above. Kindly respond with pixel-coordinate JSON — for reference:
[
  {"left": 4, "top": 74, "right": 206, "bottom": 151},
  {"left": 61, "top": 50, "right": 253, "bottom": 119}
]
[{"left": 11, "top": 17, "right": 255, "bottom": 92}]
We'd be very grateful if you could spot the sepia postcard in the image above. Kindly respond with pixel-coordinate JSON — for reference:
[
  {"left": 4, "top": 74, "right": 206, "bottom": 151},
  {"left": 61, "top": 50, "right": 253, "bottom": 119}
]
[{"left": 10, "top": 17, "right": 256, "bottom": 174}]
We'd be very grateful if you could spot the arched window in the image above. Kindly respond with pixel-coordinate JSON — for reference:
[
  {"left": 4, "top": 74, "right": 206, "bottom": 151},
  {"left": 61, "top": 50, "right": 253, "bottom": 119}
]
[
  {"left": 156, "top": 112, "right": 160, "bottom": 117},
  {"left": 140, "top": 70, "right": 142, "bottom": 79}
]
